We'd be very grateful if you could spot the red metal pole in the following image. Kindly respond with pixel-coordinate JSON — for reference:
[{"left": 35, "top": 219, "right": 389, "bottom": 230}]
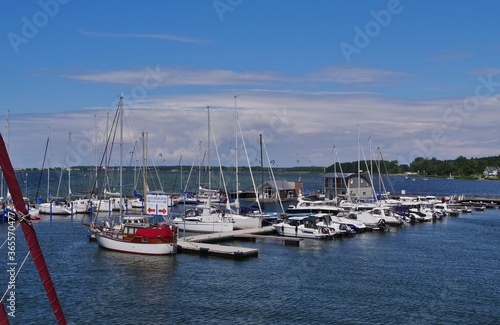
[
  {"left": 0, "top": 302, "right": 9, "bottom": 325},
  {"left": 0, "top": 134, "right": 66, "bottom": 325}
]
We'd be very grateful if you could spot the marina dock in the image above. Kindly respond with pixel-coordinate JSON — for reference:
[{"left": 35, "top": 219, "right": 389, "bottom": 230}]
[{"left": 177, "top": 226, "right": 279, "bottom": 257}]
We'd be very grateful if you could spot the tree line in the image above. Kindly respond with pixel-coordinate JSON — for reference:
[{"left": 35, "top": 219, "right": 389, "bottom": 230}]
[
  {"left": 17, "top": 155, "right": 500, "bottom": 180},
  {"left": 319, "top": 155, "right": 500, "bottom": 179}
]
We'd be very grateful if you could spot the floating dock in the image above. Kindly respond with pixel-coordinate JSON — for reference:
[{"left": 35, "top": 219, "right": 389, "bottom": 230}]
[{"left": 177, "top": 226, "right": 277, "bottom": 258}]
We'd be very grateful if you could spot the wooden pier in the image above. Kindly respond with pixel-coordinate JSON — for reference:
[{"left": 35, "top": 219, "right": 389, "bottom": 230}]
[{"left": 177, "top": 226, "right": 277, "bottom": 258}]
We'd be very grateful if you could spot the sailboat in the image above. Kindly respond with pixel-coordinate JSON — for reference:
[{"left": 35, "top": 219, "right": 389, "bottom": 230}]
[
  {"left": 37, "top": 129, "right": 72, "bottom": 215},
  {"left": 89, "top": 95, "right": 177, "bottom": 255},
  {"left": 173, "top": 105, "right": 235, "bottom": 233}
]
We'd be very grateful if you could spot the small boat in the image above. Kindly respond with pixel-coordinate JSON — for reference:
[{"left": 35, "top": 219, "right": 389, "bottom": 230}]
[
  {"left": 461, "top": 206, "right": 472, "bottom": 213},
  {"left": 70, "top": 197, "right": 90, "bottom": 213},
  {"left": 91, "top": 216, "right": 177, "bottom": 255},
  {"left": 274, "top": 215, "right": 334, "bottom": 239},
  {"left": 368, "top": 207, "right": 405, "bottom": 226},
  {"left": 315, "top": 213, "right": 355, "bottom": 237},
  {"left": 38, "top": 199, "right": 72, "bottom": 215},
  {"left": 173, "top": 205, "right": 234, "bottom": 233}
]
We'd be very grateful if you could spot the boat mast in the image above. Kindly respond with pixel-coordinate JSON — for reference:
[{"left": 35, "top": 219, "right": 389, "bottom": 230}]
[
  {"left": 234, "top": 95, "right": 239, "bottom": 214},
  {"left": 260, "top": 133, "right": 263, "bottom": 201},
  {"left": 119, "top": 95, "right": 124, "bottom": 217},
  {"left": 207, "top": 105, "right": 211, "bottom": 208},
  {"left": 141, "top": 131, "right": 147, "bottom": 213},
  {"left": 357, "top": 123, "right": 360, "bottom": 199},
  {"left": 47, "top": 127, "right": 51, "bottom": 202},
  {"left": 333, "top": 145, "right": 337, "bottom": 199},
  {"left": 68, "top": 132, "right": 72, "bottom": 201}
]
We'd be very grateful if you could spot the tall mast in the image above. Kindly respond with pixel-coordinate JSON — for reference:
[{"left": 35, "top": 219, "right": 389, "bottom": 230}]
[
  {"left": 93, "top": 114, "right": 98, "bottom": 193},
  {"left": 119, "top": 95, "right": 124, "bottom": 216},
  {"left": 68, "top": 132, "right": 72, "bottom": 200},
  {"left": 47, "top": 127, "right": 51, "bottom": 202},
  {"left": 357, "top": 123, "right": 360, "bottom": 198},
  {"left": 207, "top": 105, "right": 211, "bottom": 208},
  {"left": 333, "top": 145, "right": 337, "bottom": 199},
  {"left": 260, "top": 133, "right": 263, "bottom": 201},
  {"left": 141, "top": 131, "right": 147, "bottom": 213},
  {"left": 234, "top": 95, "right": 239, "bottom": 214}
]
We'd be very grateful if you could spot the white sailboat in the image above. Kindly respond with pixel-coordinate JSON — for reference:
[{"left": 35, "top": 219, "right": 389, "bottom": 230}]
[
  {"left": 174, "top": 106, "right": 234, "bottom": 233},
  {"left": 38, "top": 128, "right": 72, "bottom": 216}
]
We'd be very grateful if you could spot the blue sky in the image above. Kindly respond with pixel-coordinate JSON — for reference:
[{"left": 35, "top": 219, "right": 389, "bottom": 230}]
[{"left": 1, "top": 0, "right": 500, "bottom": 169}]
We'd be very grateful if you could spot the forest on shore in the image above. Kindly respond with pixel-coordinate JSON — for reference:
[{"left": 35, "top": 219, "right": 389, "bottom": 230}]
[
  {"left": 290, "top": 155, "right": 500, "bottom": 179},
  {"left": 18, "top": 155, "right": 500, "bottom": 180}
]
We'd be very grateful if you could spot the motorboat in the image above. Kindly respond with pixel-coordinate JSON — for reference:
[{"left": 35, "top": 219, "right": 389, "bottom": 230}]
[{"left": 274, "top": 214, "right": 334, "bottom": 239}]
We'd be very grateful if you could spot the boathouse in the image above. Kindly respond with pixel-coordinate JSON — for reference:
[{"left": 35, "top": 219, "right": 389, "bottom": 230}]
[
  {"left": 321, "top": 172, "right": 374, "bottom": 200},
  {"left": 256, "top": 179, "right": 302, "bottom": 201}
]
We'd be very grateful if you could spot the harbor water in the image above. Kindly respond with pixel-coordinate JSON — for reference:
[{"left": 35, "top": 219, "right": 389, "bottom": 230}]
[{"left": 1, "top": 174, "right": 499, "bottom": 324}]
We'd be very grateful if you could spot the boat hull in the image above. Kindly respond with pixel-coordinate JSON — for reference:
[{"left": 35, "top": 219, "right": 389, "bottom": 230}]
[
  {"left": 94, "top": 233, "right": 177, "bottom": 255},
  {"left": 174, "top": 219, "right": 234, "bottom": 233}
]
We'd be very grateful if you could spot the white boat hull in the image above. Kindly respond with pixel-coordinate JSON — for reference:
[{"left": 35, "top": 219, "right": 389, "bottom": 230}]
[
  {"left": 174, "top": 218, "right": 234, "bottom": 233},
  {"left": 38, "top": 203, "right": 71, "bottom": 215},
  {"left": 274, "top": 223, "right": 331, "bottom": 239},
  {"left": 227, "top": 214, "right": 261, "bottom": 230},
  {"left": 94, "top": 233, "right": 176, "bottom": 255}
]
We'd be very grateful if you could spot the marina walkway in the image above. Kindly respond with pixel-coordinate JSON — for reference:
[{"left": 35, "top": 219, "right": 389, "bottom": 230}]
[{"left": 177, "top": 226, "right": 278, "bottom": 258}]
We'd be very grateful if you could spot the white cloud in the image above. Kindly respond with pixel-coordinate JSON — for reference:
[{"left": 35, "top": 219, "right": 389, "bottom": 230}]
[
  {"left": 6, "top": 90, "right": 500, "bottom": 169},
  {"left": 66, "top": 66, "right": 289, "bottom": 86},
  {"left": 64, "top": 65, "right": 406, "bottom": 87},
  {"left": 306, "top": 65, "right": 407, "bottom": 84},
  {"left": 77, "top": 30, "right": 210, "bottom": 44}
]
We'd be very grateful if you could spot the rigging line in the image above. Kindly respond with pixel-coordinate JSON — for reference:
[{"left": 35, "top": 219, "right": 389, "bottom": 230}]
[
  {"left": 379, "top": 149, "right": 396, "bottom": 195},
  {"left": 128, "top": 140, "right": 137, "bottom": 167},
  {"left": 0, "top": 250, "right": 31, "bottom": 304},
  {"left": 55, "top": 132, "right": 72, "bottom": 199},
  {"left": 183, "top": 142, "right": 201, "bottom": 193},
  {"left": 171, "top": 154, "right": 183, "bottom": 193},
  {"left": 35, "top": 136, "right": 50, "bottom": 200},
  {"left": 360, "top": 143, "right": 378, "bottom": 203},
  {"left": 87, "top": 99, "right": 121, "bottom": 222},
  {"left": 334, "top": 148, "right": 350, "bottom": 195},
  {"left": 209, "top": 119, "right": 230, "bottom": 209},
  {"left": 145, "top": 133, "right": 164, "bottom": 192},
  {"left": 262, "top": 138, "right": 285, "bottom": 214},
  {"left": 236, "top": 119, "right": 262, "bottom": 213}
]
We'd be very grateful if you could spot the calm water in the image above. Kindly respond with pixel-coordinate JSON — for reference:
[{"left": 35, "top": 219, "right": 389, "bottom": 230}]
[{"left": 1, "top": 176, "right": 499, "bottom": 324}]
